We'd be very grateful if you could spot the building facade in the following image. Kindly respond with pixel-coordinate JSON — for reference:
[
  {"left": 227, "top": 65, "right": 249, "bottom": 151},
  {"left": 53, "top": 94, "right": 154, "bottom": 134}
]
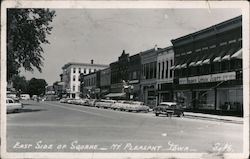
[
  {"left": 171, "top": 15, "right": 242, "bottom": 116},
  {"left": 99, "top": 67, "right": 111, "bottom": 98},
  {"left": 127, "top": 53, "right": 141, "bottom": 101},
  {"left": 110, "top": 50, "right": 129, "bottom": 97},
  {"left": 156, "top": 46, "right": 174, "bottom": 103},
  {"left": 82, "top": 72, "right": 97, "bottom": 98},
  {"left": 62, "top": 61, "right": 108, "bottom": 99},
  {"left": 140, "top": 46, "right": 158, "bottom": 107}
]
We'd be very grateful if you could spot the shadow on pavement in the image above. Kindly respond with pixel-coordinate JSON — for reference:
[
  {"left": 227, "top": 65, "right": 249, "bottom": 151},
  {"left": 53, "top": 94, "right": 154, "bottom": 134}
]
[{"left": 7, "top": 108, "right": 47, "bottom": 114}]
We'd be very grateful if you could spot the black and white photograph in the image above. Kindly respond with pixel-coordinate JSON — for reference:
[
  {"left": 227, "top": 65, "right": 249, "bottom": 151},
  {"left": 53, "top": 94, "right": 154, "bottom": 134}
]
[{"left": 1, "top": 1, "right": 249, "bottom": 159}]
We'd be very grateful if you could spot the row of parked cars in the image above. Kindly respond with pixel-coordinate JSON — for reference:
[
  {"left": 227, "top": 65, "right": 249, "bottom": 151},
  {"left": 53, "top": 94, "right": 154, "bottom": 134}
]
[{"left": 60, "top": 98, "right": 150, "bottom": 113}]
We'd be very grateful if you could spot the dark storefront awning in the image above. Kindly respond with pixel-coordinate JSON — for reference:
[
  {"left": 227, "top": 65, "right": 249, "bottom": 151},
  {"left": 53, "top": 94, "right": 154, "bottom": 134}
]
[
  {"left": 231, "top": 48, "right": 242, "bottom": 59},
  {"left": 105, "top": 93, "right": 126, "bottom": 98}
]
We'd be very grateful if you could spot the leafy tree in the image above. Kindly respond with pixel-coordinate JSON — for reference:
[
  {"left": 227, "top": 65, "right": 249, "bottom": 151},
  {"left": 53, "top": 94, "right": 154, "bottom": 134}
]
[
  {"left": 12, "top": 75, "right": 28, "bottom": 94},
  {"left": 27, "top": 78, "right": 47, "bottom": 97},
  {"left": 7, "top": 9, "right": 56, "bottom": 81}
]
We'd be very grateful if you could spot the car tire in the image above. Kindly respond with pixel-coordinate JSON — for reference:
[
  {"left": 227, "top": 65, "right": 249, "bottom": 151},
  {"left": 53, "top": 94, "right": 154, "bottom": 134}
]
[
  {"left": 155, "top": 113, "right": 159, "bottom": 116},
  {"left": 178, "top": 112, "right": 184, "bottom": 117}
]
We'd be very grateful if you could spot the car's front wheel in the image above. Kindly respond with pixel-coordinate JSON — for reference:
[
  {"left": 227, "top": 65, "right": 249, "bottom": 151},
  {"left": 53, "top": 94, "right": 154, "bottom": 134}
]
[
  {"left": 178, "top": 112, "right": 184, "bottom": 117},
  {"left": 155, "top": 113, "right": 159, "bottom": 116}
]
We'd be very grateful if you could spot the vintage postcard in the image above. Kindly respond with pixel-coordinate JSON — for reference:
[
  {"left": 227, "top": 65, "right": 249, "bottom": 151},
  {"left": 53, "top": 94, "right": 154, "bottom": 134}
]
[{"left": 1, "top": 1, "right": 249, "bottom": 159}]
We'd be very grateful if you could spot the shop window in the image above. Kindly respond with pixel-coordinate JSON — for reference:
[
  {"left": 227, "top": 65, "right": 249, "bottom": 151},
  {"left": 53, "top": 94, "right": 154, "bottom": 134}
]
[
  {"left": 217, "top": 88, "right": 243, "bottom": 112},
  {"left": 174, "top": 91, "right": 192, "bottom": 109},
  {"left": 196, "top": 90, "right": 215, "bottom": 110}
]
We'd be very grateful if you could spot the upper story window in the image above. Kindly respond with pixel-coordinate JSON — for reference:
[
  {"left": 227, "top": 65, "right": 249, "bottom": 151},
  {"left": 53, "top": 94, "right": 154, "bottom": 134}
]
[
  {"left": 78, "top": 68, "right": 81, "bottom": 73},
  {"left": 89, "top": 68, "right": 92, "bottom": 73},
  {"left": 166, "top": 60, "right": 169, "bottom": 78},
  {"left": 73, "top": 68, "right": 76, "bottom": 73},
  {"left": 73, "top": 85, "right": 75, "bottom": 91},
  {"left": 73, "top": 75, "right": 76, "bottom": 81},
  {"left": 84, "top": 68, "right": 86, "bottom": 74},
  {"left": 170, "top": 59, "right": 173, "bottom": 78},
  {"left": 94, "top": 69, "right": 97, "bottom": 72},
  {"left": 161, "top": 61, "right": 165, "bottom": 79}
]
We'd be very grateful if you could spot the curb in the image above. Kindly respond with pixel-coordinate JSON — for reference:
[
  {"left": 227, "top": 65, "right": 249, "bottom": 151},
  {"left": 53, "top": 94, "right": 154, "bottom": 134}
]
[{"left": 184, "top": 114, "right": 243, "bottom": 124}]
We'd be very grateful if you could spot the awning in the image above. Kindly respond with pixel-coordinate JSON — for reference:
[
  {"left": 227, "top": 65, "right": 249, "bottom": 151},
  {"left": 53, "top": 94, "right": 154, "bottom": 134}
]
[
  {"left": 231, "top": 48, "right": 242, "bottom": 59},
  {"left": 202, "top": 59, "right": 210, "bottom": 65},
  {"left": 170, "top": 66, "right": 175, "bottom": 70},
  {"left": 105, "top": 93, "right": 126, "bottom": 98},
  {"left": 174, "top": 64, "right": 181, "bottom": 69},
  {"left": 180, "top": 63, "right": 187, "bottom": 68},
  {"left": 188, "top": 62, "right": 196, "bottom": 67},
  {"left": 194, "top": 60, "right": 202, "bottom": 66},
  {"left": 221, "top": 54, "right": 230, "bottom": 61},
  {"left": 213, "top": 57, "right": 221, "bottom": 62}
]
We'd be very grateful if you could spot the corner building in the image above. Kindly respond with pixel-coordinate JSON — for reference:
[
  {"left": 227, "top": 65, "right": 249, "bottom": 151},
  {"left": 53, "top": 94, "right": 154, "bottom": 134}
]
[{"left": 171, "top": 16, "right": 243, "bottom": 116}]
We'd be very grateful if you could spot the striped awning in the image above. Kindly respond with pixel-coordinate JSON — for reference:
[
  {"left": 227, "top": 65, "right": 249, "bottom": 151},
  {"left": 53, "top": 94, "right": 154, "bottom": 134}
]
[
  {"left": 195, "top": 60, "right": 202, "bottom": 66},
  {"left": 174, "top": 65, "right": 181, "bottom": 69},
  {"left": 180, "top": 63, "right": 187, "bottom": 68},
  {"left": 213, "top": 57, "right": 221, "bottom": 62},
  {"left": 231, "top": 48, "right": 242, "bottom": 59},
  {"left": 202, "top": 59, "right": 210, "bottom": 65},
  {"left": 170, "top": 66, "right": 175, "bottom": 70},
  {"left": 189, "top": 62, "right": 196, "bottom": 67},
  {"left": 222, "top": 54, "right": 230, "bottom": 61}
]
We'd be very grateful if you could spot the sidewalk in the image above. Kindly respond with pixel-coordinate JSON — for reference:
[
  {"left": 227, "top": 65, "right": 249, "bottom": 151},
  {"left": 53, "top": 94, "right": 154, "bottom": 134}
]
[{"left": 184, "top": 112, "right": 243, "bottom": 124}]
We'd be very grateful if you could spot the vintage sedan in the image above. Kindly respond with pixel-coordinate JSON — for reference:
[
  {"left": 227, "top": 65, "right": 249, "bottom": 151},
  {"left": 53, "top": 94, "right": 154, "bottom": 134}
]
[
  {"left": 6, "top": 98, "right": 23, "bottom": 113},
  {"left": 95, "top": 99, "right": 116, "bottom": 109},
  {"left": 153, "top": 102, "right": 184, "bottom": 117}
]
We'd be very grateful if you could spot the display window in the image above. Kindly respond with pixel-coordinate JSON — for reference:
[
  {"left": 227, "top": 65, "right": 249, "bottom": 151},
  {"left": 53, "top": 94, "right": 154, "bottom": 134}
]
[
  {"left": 174, "top": 91, "right": 192, "bottom": 109},
  {"left": 217, "top": 87, "right": 243, "bottom": 111},
  {"left": 195, "top": 89, "right": 215, "bottom": 110}
]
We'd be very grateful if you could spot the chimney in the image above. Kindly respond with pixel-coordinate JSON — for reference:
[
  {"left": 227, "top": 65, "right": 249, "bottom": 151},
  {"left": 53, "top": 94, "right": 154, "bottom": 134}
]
[
  {"left": 91, "top": 59, "right": 94, "bottom": 64},
  {"left": 154, "top": 44, "right": 158, "bottom": 51}
]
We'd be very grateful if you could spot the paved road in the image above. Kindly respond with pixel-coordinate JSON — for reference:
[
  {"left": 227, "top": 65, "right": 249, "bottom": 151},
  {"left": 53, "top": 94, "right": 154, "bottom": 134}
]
[{"left": 7, "top": 100, "right": 243, "bottom": 153}]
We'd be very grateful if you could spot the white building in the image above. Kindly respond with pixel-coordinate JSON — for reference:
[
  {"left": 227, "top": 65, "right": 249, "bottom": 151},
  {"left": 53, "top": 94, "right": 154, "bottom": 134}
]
[
  {"left": 156, "top": 46, "right": 174, "bottom": 102},
  {"left": 62, "top": 60, "right": 108, "bottom": 99}
]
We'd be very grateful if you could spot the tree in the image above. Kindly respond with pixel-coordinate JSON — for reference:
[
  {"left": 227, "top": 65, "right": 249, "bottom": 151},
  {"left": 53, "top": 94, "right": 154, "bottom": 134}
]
[
  {"left": 12, "top": 75, "right": 28, "bottom": 94},
  {"left": 7, "top": 9, "right": 56, "bottom": 81},
  {"left": 27, "top": 78, "right": 47, "bottom": 97}
]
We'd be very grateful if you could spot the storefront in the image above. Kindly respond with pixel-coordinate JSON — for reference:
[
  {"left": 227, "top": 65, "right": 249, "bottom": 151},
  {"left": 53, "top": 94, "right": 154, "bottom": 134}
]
[{"left": 174, "top": 75, "right": 243, "bottom": 116}]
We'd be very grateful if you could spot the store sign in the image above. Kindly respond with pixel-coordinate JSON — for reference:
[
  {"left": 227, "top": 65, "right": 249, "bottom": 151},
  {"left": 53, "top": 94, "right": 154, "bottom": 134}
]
[
  {"left": 198, "top": 75, "right": 211, "bottom": 83},
  {"left": 179, "top": 72, "right": 236, "bottom": 84},
  {"left": 187, "top": 77, "right": 198, "bottom": 84},
  {"left": 179, "top": 78, "right": 187, "bottom": 84},
  {"left": 211, "top": 72, "right": 236, "bottom": 82}
]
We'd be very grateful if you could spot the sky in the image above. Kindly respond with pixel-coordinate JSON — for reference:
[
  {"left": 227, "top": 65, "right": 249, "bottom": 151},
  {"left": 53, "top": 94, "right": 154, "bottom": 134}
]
[{"left": 20, "top": 8, "right": 241, "bottom": 85}]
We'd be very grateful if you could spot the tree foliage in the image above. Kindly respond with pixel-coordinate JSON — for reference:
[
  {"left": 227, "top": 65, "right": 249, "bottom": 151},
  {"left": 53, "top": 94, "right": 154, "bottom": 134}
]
[
  {"left": 7, "top": 9, "right": 56, "bottom": 80},
  {"left": 12, "top": 75, "right": 28, "bottom": 93},
  {"left": 27, "top": 78, "right": 47, "bottom": 97}
]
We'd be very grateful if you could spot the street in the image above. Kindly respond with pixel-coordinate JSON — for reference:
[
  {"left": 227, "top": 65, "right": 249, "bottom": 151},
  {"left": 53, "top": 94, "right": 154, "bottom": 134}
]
[{"left": 7, "top": 100, "right": 243, "bottom": 153}]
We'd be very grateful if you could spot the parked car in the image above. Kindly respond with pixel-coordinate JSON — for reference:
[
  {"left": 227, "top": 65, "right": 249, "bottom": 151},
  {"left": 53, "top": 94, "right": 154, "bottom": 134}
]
[
  {"left": 59, "top": 98, "right": 67, "bottom": 103},
  {"left": 20, "top": 94, "right": 30, "bottom": 100},
  {"left": 153, "top": 102, "right": 184, "bottom": 117},
  {"left": 6, "top": 98, "right": 23, "bottom": 113},
  {"left": 84, "top": 99, "right": 97, "bottom": 107},
  {"left": 95, "top": 99, "right": 116, "bottom": 109},
  {"left": 111, "top": 100, "right": 126, "bottom": 111}
]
